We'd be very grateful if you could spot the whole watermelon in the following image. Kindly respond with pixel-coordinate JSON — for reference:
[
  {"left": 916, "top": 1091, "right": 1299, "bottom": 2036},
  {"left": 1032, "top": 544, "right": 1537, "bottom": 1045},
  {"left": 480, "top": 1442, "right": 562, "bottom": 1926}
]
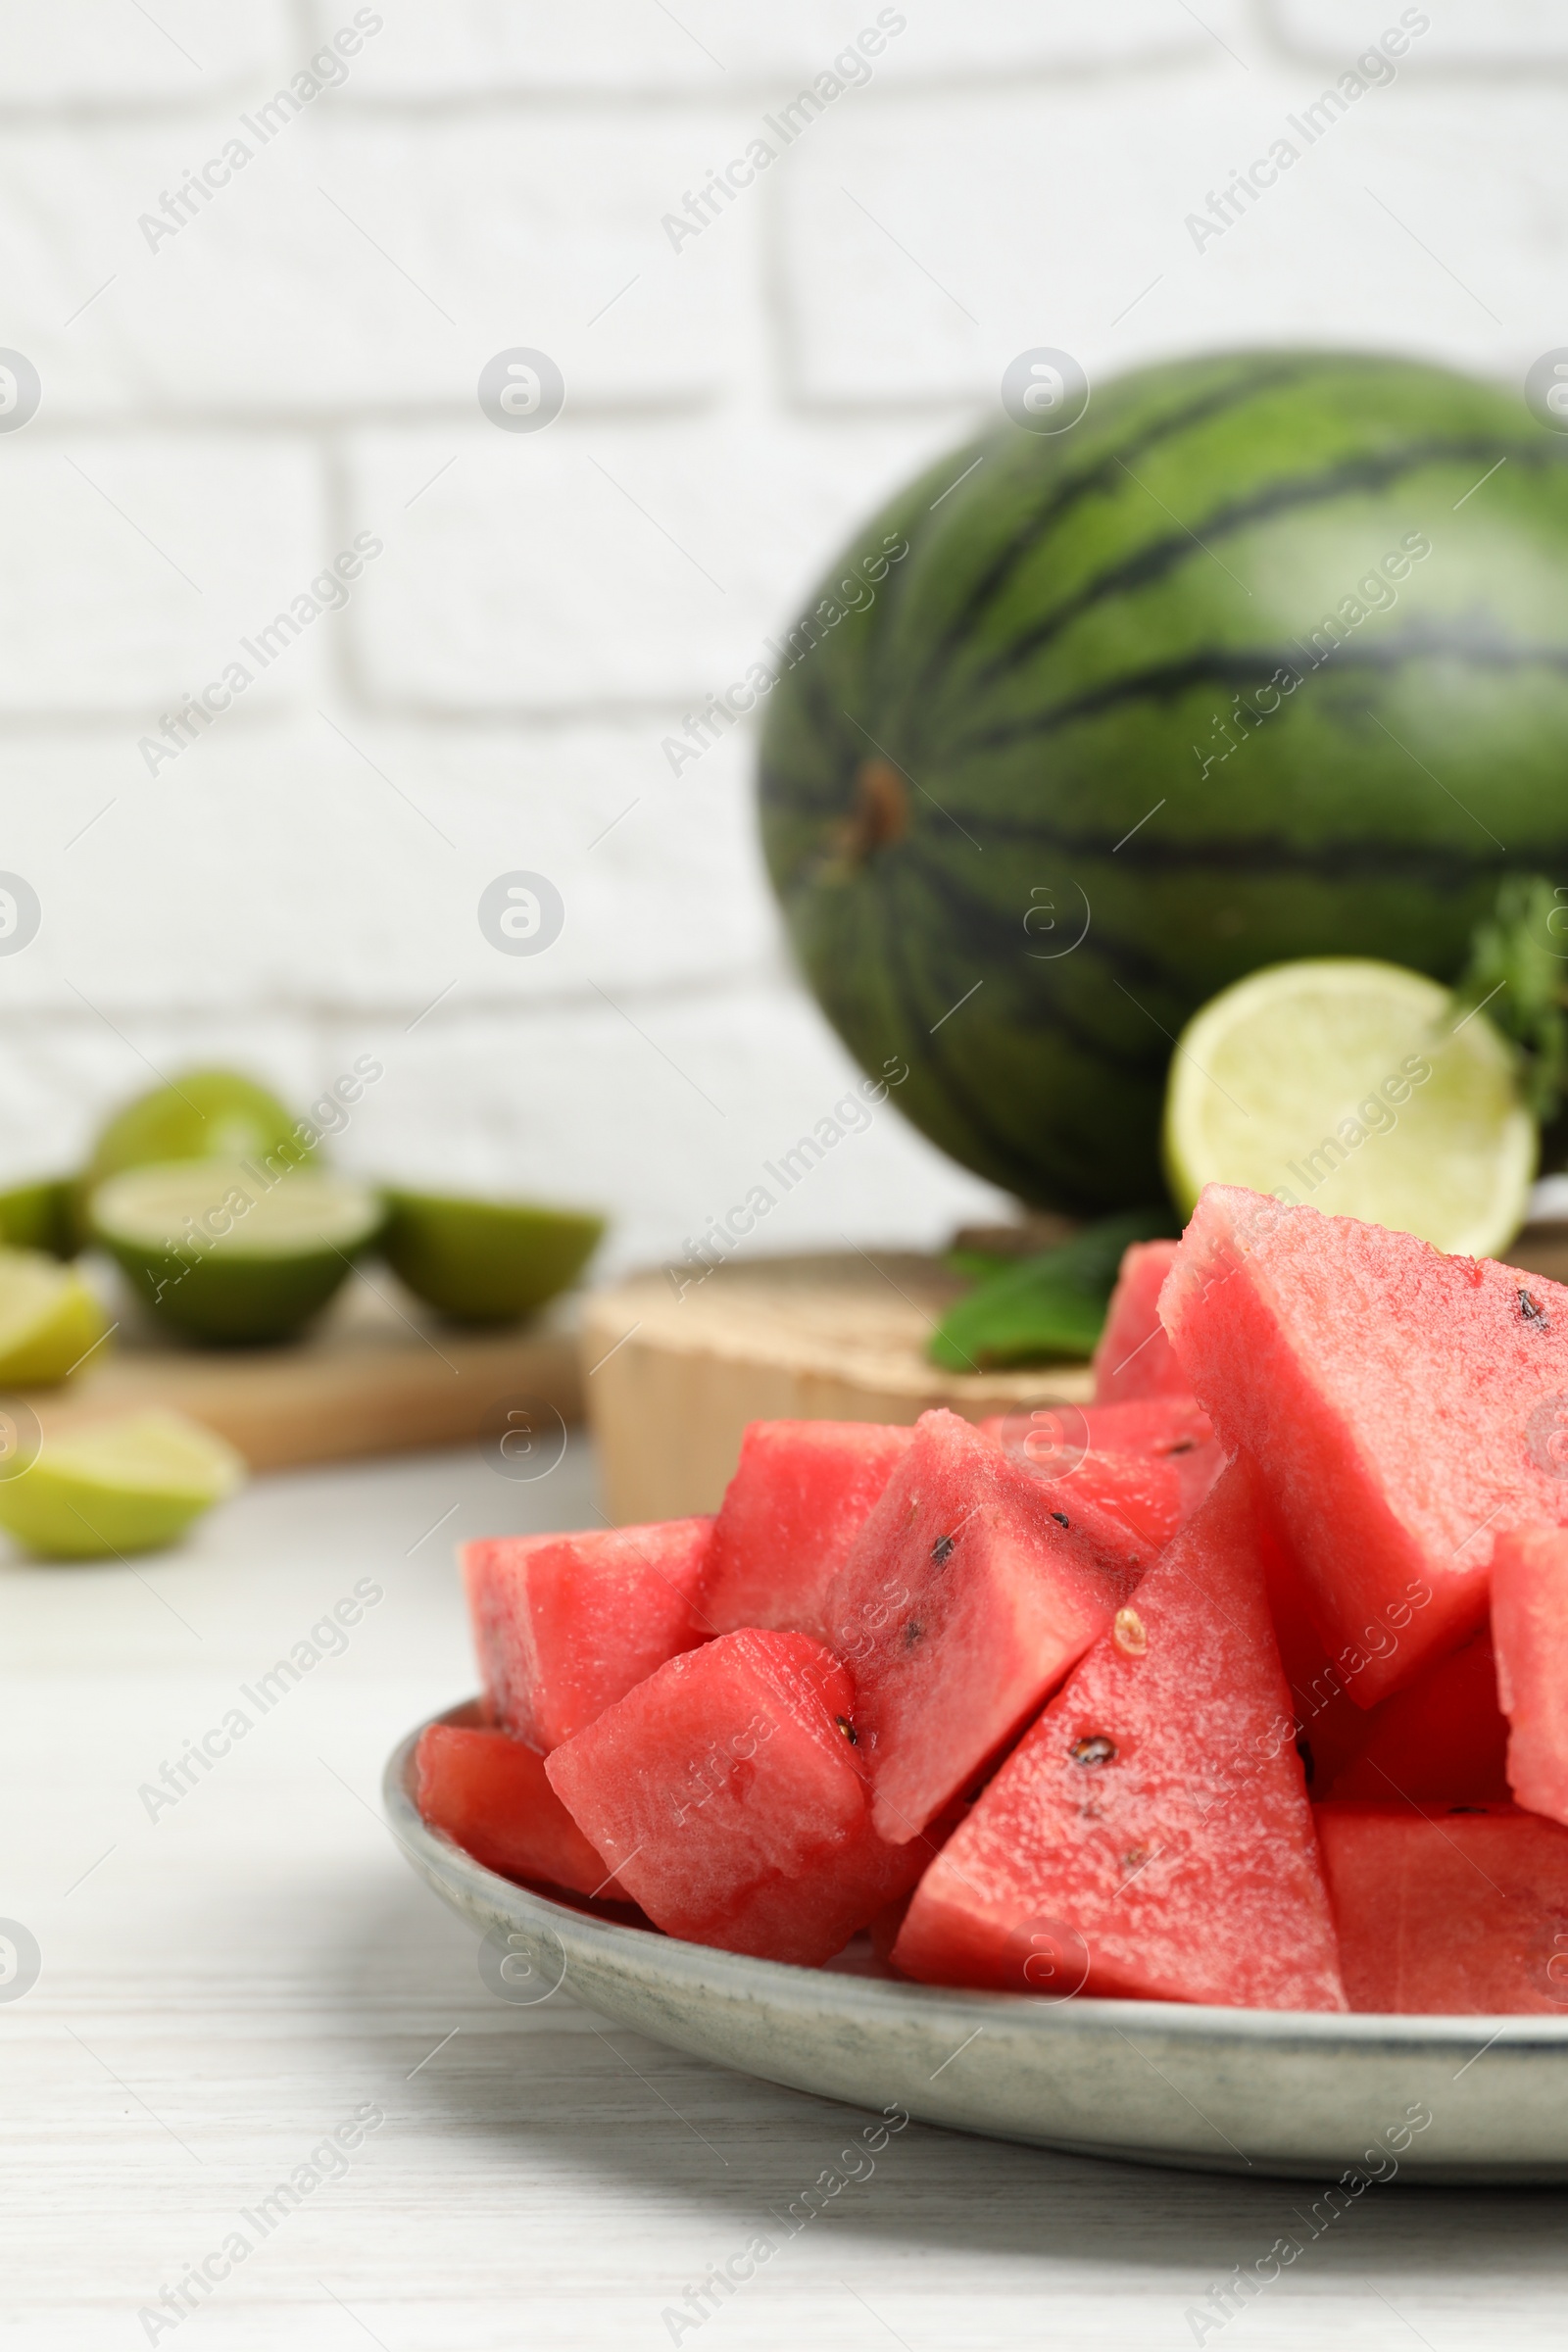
[{"left": 758, "top": 351, "right": 1568, "bottom": 1212}]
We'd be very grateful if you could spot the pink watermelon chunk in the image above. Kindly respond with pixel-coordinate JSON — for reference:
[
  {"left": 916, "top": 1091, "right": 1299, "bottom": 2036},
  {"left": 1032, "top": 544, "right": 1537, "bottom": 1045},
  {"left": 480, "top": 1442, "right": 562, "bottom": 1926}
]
[
  {"left": 544, "top": 1630, "right": 933, "bottom": 1965},
  {"left": 1160, "top": 1184, "right": 1568, "bottom": 1703},
  {"left": 979, "top": 1425, "right": 1184, "bottom": 1554},
  {"left": 1492, "top": 1525, "right": 1568, "bottom": 1826},
  {"left": 983, "top": 1396, "right": 1223, "bottom": 1525},
  {"left": 463, "top": 1517, "right": 712, "bottom": 1750},
  {"left": 821, "top": 1408, "right": 1140, "bottom": 1843},
  {"left": 1317, "top": 1801, "right": 1568, "bottom": 2012},
  {"left": 1092, "top": 1239, "right": 1187, "bottom": 1401},
  {"left": 892, "top": 1458, "right": 1348, "bottom": 2010},
  {"left": 1323, "top": 1632, "right": 1509, "bottom": 1804},
  {"left": 416, "top": 1722, "right": 627, "bottom": 1899},
  {"left": 700, "top": 1419, "right": 913, "bottom": 1643},
  {"left": 1256, "top": 1499, "right": 1382, "bottom": 1794}
]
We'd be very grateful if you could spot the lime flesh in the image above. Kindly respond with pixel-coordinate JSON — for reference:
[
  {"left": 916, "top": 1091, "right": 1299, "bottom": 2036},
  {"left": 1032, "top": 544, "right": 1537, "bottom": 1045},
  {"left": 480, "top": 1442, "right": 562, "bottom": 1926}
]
[
  {"left": 90, "top": 1159, "right": 383, "bottom": 1345},
  {"left": 380, "top": 1189, "right": 605, "bottom": 1324},
  {"left": 0, "top": 1248, "right": 112, "bottom": 1385},
  {"left": 1163, "top": 957, "right": 1536, "bottom": 1259},
  {"left": 0, "top": 1408, "right": 243, "bottom": 1558}
]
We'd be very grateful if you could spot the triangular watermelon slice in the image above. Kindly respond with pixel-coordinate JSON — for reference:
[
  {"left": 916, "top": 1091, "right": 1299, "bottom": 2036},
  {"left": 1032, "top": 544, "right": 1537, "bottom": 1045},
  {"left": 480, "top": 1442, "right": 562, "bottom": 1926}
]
[
  {"left": 979, "top": 1422, "right": 1185, "bottom": 1553},
  {"left": 982, "top": 1397, "right": 1223, "bottom": 1525},
  {"left": 1253, "top": 1496, "right": 1371, "bottom": 1793},
  {"left": 699, "top": 1419, "right": 912, "bottom": 1643},
  {"left": 821, "top": 1409, "right": 1140, "bottom": 1842},
  {"left": 1317, "top": 1800, "right": 1568, "bottom": 2012},
  {"left": 1492, "top": 1525, "right": 1568, "bottom": 1826},
  {"left": 416, "top": 1722, "right": 629, "bottom": 1899},
  {"left": 1093, "top": 1239, "right": 1188, "bottom": 1401},
  {"left": 463, "top": 1518, "right": 712, "bottom": 1750},
  {"left": 891, "top": 1458, "right": 1348, "bottom": 2010},
  {"left": 1323, "top": 1631, "right": 1509, "bottom": 1804},
  {"left": 1160, "top": 1185, "right": 1568, "bottom": 1703}
]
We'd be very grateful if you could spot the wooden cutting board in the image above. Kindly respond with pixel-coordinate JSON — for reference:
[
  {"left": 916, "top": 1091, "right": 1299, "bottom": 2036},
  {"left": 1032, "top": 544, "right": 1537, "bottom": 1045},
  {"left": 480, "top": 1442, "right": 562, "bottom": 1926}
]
[
  {"left": 580, "top": 1250, "right": 1095, "bottom": 1525},
  {"left": 22, "top": 1273, "right": 583, "bottom": 1471}
]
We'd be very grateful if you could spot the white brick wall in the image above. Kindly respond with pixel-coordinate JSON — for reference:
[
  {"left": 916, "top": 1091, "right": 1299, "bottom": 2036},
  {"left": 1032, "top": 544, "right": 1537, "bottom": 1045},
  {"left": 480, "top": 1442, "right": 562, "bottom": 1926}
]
[{"left": 1, "top": 0, "right": 1562, "bottom": 1283}]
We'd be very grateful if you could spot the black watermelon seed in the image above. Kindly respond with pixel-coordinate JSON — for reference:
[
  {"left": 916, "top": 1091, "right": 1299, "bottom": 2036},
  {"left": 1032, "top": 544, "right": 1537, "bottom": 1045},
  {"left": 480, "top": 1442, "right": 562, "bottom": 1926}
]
[
  {"left": 903, "top": 1618, "right": 925, "bottom": 1647},
  {"left": 1520, "top": 1290, "right": 1549, "bottom": 1326},
  {"left": 1051, "top": 1510, "right": 1069, "bottom": 1528},
  {"left": 931, "top": 1534, "right": 956, "bottom": 1564}
]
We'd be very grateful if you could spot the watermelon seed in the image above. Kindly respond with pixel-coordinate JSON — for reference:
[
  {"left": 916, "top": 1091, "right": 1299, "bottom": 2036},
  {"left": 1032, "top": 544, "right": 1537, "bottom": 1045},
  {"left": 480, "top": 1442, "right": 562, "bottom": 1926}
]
[
  {"left": 1051, "top": 1509, "right": 1069, "bottom": 1528},
  {"left": 1520, "top": 1290, "right": 1550, "bottom": 1326},
  {"left": 1070, "top": 1735, "right": 1117, "bottom": 1767},
  {"left": 930, "top": 1534, "right": 956, "bottom": 1564},
  {"left": 904, "top": 1617, "right": 925, "bottom": 1647},
  {"left": 835, "top": 1714, "right": 858, "bottom": 1745},
  {"left": 1112, "top": 1607, "right": 1147, "bottom": 1656}
]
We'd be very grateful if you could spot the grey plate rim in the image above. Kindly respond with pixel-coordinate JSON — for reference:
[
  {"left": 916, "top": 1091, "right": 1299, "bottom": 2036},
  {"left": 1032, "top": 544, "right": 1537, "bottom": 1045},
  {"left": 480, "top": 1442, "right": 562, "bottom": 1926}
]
[{"left": 384, "top": 1700, "right": 1568, "bottom": 2183}]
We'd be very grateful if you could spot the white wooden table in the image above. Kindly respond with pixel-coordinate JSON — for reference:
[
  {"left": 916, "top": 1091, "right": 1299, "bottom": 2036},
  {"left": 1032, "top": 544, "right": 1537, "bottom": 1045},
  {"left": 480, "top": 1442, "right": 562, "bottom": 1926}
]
[{"left": 4, "top": 1437, "right": 1565, "bottom": 2351}]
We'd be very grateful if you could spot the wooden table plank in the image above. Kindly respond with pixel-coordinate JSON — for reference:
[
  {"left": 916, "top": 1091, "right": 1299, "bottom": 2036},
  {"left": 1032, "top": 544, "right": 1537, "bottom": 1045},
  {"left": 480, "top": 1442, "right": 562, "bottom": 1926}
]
[
  {"left": 2, "top": 1441, "right": 1563, "bottom": 2348},
  {"left": 3, "top": 1439, "right": 1568, "bottom": 2342},
  {"left": 18, "top": 1273, "right": 583, "bottom": 1471}
]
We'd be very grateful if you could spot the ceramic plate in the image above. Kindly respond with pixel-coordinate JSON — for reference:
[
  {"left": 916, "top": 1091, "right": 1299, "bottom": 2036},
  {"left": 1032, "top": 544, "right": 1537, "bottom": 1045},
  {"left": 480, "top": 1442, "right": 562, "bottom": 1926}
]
[{"left": 386, "top": 1705, "right": 1568, "bottom": 2183}]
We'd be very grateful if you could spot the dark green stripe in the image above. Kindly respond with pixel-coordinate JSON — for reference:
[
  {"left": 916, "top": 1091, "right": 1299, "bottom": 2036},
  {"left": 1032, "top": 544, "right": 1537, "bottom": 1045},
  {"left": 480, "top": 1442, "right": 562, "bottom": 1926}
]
[
  {"left": 896, "top": 841, "right": 1186, "bottom": 1001},
  {"left": 969, "top": 438, "right": 1558, "bottom": 695},
  {"left": 885, "top": 850, "right": 1172, "bottom": 1086},
  {"left": 879, "top": 875, "right": 1073, "bottom": 1197},
  {"left": 925, "top": 819, "right": 1519, "bottom": 889},
  {"left": 909, "top": 358, "right": 1319, "bottom": 696},
  {"left": 950, "top": 628, "right": 1568, "bottom": 757}
]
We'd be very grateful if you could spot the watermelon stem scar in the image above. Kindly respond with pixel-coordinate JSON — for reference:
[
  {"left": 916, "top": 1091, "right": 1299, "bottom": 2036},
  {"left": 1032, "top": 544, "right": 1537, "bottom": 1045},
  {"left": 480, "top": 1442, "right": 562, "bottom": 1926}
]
[{"left": 837, "top": 759, "right": 907, "bottom": 861}]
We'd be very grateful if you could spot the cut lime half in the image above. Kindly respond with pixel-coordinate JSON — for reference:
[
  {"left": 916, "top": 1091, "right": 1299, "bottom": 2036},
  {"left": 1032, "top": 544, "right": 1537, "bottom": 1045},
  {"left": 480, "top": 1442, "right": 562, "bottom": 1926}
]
[
  {"left": 0, "top": 1247, "right": 112, "bottom": 1385},
  {"left": 1163, "top": 958, "right": 1536, "bottom": 1259},
  {"left": 0, "top": 1408, "right": 244, "bottom": 1559},
  {"left": 380, "top": 1189, "right": 605, "bottom": 1324},
  {"left": 74, "top": 1067, "right": 311, "bottom": 1251},
  {"left": 0, "top": 1176, "right": 79, "bottom": 1259},
  {"left": 90, "top": 1159, "right": 383, "bottom": 1344},
  {"left": 84, "top": 1068, "right": 308, "bottom": 1187}
]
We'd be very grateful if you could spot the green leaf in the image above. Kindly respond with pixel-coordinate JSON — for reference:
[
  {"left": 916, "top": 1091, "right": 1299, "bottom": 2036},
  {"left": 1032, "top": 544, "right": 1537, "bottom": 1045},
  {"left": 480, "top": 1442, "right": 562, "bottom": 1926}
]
[
  {"left": 1452, "top": 876, "right": 1568, "bottom": 1126},
  {"left": 928, "top": 1209, "right": 1176, "bottom": 1372}
]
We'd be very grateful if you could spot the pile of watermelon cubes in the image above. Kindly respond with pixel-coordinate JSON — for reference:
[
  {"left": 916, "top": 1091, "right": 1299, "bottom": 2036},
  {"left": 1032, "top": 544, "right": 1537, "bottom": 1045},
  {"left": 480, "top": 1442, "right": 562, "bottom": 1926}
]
[{"left": 417, "top": 1185, "right": 1568, "bottom": 2014}]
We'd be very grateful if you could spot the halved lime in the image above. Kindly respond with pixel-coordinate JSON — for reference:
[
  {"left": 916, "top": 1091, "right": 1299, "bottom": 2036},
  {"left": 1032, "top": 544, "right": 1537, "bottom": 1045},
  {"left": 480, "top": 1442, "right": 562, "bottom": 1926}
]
[
  {"left": 0, "top": 1247, "right": 112, "bottom": 1385},
  {"left": 1163, "top": 957, "right": 1536, "bottom": 1258},
  {"left": 74, "top": 1067, "right": 311, "bottom": 1250},
  {"left": 380, "top": 1189, "right": 605, "bottom": 1324},
  {"left": 0, "top": 1408, "right": 243, "bottom": 1559},
  {"left": 84, "top": 1068, "right": 309, "bottom": 1186},
  {"left": 0, "top": 1176, "right": 79, "bottom": 1259},
  {"left": 90, "top": 1159, "right": 383, "bottom": 1345}
]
